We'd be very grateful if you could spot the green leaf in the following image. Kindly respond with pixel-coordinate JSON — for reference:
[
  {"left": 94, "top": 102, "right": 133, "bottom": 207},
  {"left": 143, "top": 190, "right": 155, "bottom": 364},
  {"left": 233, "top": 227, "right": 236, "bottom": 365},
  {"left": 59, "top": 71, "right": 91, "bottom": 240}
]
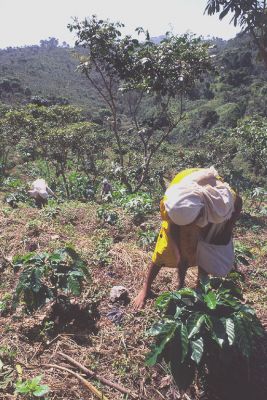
[
  {"left": 147, "top": 319, "right": 179, "bottom": 337},
  {"left": 191, "top": 337, "right": 204, "bottom": 365},
  {"left": 67, "top": 274, "right": 81, "bottom": 296},
  {"left": 211, "top": 318, "right": 226, "bottom": 348},
  {"left": 200, "top": 275, "right": 211, "bottom": 293},
  {"left": 177, "top": 288, "right": 197, "bottom": 297},
  {"left": 233, "top": 314, "right": 251, "bottom": 358},
  {"left": 49, "top": 253, "right": 63, "bottom": 262},
  {"left": 31, "top": 375, "right": 42, "bottom": 385},
  {"left": 146, "top": 320, "right": 178, "bottom": 366},
  {"left": 204, "top": 314, "right": 213, "bottom": 329},
  {"left": 33, "top": 384, "right": 50, "bottom": 397},
  {"left": 222, "top": 318, "right": 235, "bottom": 345},
  {"left": 155, "top": 291, "right": 181, "bottom": 310},
  {"left": 75, "top": 260, "right": 90, "bottom": 279},
  {"left": 15, "top": 381, "right": 31, "bottom": 394},
  {"left": 30, "top": 268, "right": 43, "bottom": 293},
  {"left": 187, "top": 314, "right": 206, "bottom": 339},
  {"left": 180, "top": 323, "right": 189, "bottom": 363},
  {"left": 174, "top": 306, "right": 183, "bottom": 319},
  {"left": 203, "top": 291, "right": 217, "bottom": 310}
]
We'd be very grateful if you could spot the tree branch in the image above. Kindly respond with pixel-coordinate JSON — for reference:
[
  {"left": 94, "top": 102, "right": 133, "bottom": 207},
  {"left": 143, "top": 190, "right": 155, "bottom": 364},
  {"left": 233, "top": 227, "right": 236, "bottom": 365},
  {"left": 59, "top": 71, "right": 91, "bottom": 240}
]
[
  {"left": 43, "top": 363, "right": 109, "bottom": 400},
  {"left": 58, "top": 352, "right": 138, "bottom": 399}
]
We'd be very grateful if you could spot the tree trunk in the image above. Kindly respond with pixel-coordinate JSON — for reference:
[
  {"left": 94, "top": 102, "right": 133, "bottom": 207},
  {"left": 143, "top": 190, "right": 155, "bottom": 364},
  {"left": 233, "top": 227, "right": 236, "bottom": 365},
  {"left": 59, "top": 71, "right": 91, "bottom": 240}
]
[{"left": 61, "top": 170, "right": 70, "bottom": 198}]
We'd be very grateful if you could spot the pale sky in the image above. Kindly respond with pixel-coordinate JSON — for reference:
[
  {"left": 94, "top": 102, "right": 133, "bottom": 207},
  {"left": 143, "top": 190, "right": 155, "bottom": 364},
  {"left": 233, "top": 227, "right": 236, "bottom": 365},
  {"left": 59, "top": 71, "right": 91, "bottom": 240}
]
[{"left": 0, "top": 0, "right": 240, "bottom": 49}]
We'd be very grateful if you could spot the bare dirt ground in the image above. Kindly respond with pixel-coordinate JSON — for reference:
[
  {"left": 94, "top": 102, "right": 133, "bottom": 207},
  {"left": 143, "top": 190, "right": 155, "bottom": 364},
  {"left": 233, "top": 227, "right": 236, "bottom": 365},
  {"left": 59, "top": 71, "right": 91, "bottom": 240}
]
[{"left": 0, "top": 200, "right": 266, "bottom": 400}]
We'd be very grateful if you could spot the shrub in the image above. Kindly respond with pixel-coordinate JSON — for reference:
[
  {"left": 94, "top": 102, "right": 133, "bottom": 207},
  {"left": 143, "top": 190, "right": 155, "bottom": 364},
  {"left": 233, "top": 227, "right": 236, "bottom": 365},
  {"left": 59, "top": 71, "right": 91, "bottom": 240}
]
[
  {"left": 97, "top": 205, "right": 118, "bottom": 226},
  {"left": 234, "top": 241, "right": 254, "bottom": 266},
  {"left": 138, "top": 228, "right": 158, "bottom": 250},
  {"left": 146, "top": 274, "right": 264, "bottom": 390},
  {"left": 13, "top": 247, "right": 90, "bottom": 312},
  {"left": 15, "top": 375, "right": 49, "bottom": 398},
  {"left": 94, "top": 236, "right": 113, "bottom": 267},
  {"left": 113, "top": 188, "right": 154, "bottom": 223}
]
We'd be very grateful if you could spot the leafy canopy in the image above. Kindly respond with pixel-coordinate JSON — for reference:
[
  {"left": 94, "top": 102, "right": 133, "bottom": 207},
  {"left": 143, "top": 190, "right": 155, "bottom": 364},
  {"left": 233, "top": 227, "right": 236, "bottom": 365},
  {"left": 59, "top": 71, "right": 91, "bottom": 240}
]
[
  {"left": 68, "top": 16, "right": 211, "bottom": 192},
  {"left": 205, "top": 1, "right": 267, "bottom": 67}
]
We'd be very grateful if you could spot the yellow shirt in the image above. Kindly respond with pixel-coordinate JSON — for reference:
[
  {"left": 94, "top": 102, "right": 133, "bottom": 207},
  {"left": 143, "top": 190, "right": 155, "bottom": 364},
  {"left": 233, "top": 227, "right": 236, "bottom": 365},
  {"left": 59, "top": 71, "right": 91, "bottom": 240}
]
[
  {"left": 152, "top": 168, "right": 200, "bottom": 267},
  {"left": 151, "top": 168, "right": 235, "bottom": 268}
]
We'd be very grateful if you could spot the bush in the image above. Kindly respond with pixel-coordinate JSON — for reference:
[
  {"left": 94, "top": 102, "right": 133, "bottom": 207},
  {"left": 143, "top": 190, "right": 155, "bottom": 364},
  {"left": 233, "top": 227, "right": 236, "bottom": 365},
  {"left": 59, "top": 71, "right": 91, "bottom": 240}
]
[
  {"left": 97, "top": 205, "right": 118, "bottom": 225},
  {"left": 146, "top": 274, "right": 264, "bottom": 390},
  {"left": 13, "top": 247, "right": 90, "bottom": 312},
  {"left": 113, "top": 186, "right": 154, "bottom": 223},
  {"left": 15, "top": 375, "right": 49, "bottom": 398}
]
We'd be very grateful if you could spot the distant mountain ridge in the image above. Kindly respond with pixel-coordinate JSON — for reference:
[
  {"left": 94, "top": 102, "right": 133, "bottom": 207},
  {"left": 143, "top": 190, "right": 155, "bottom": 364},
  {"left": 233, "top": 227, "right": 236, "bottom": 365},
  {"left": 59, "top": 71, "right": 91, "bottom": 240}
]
[
  {"left": 0, "top": 34, "right": 266, "bottom": 126},
  {"left": 0, "top": 44, "right": 103, "bottom": 113}
]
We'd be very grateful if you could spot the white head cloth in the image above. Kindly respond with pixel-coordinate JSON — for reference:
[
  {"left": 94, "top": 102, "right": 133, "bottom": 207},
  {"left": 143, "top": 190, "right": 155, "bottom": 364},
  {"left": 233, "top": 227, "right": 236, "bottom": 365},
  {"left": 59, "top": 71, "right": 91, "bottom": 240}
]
[
  {"left": 28, "top": 178, "right": 49, "bottom": 199},
  {"left": 164, "top": 167, "right": 234, "bottom": 227}
]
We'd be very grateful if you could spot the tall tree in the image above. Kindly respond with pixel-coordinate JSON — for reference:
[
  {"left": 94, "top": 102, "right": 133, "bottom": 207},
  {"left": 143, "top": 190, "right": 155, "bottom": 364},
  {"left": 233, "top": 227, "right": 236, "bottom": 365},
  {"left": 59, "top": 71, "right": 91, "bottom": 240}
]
[
  {"left": 68, "top": 16, "right": 211, "bottom": 192},
  {"left": 205, "top": 1, "right": 267, "bottom": 67}
]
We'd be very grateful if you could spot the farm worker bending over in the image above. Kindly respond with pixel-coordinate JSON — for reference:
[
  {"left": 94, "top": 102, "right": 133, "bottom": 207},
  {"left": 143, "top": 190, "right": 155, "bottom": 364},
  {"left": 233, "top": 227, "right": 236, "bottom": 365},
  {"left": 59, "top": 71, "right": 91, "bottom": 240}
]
[
  {"left": 28, "top": 178, "right": 56, "bottom": 208},
  {"left": 134, "top": 167, "right": 242, "bottom": 309},
  {"left": 101, "top": 178, "right": 112, "bottom": 202}
]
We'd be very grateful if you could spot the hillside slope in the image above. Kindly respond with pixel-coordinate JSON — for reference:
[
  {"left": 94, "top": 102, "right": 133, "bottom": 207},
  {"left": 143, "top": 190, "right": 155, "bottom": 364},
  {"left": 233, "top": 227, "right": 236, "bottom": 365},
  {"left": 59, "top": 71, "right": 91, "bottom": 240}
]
[{"left": 0, "top": 46, "right": 103, "bottom": 112}]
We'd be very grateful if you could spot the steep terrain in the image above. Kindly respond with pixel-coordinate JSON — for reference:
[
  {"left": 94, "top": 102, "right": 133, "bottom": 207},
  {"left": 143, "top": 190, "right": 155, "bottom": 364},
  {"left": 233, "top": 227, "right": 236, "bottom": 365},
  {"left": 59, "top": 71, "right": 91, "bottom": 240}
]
[
  {"left": 0, "top": 31, "right": 266, "bottom": 400},
  {"left": 0, "top": 195, "right": 266, "bottom": 400}
]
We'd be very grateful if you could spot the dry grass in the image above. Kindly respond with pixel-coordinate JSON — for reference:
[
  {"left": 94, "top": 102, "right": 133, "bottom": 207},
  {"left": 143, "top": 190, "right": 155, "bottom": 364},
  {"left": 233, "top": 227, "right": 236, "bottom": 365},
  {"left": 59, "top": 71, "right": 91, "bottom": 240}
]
[{"left": 0, "top": 199, "right": 266, "bottom": 400}]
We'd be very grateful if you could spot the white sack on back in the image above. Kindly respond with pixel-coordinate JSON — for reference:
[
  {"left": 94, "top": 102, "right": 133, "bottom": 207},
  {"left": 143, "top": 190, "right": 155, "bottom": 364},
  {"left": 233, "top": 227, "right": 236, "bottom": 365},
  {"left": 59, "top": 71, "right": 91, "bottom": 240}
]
[
  {"left": 164, "top": 177, "right": 234, "bottom": 227},
  {"left": 29, "top": 178, "right": 49, "bottom": 199},
  {"left": 196, "top": 239, "right": 234, "bottom": 276}
]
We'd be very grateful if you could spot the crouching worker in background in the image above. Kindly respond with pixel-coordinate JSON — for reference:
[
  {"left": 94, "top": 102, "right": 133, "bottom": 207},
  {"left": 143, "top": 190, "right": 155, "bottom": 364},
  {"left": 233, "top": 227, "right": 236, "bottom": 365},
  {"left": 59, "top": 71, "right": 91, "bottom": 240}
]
[
  {"left": 28, "top": 178, "right": 56, "bottom": 208},
  {"left": 101, "top": 178, "right": 113, "bottom": 202},
  {"left": 134, "top": 167, "right": 242, "bottom": 309}
]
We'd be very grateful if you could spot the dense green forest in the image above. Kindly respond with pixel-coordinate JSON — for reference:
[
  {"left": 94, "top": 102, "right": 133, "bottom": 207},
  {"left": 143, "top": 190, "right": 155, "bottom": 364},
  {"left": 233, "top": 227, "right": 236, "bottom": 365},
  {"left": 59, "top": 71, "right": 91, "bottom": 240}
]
[{"left": 0, "top": 16, "right": 266, "bottom": 400}]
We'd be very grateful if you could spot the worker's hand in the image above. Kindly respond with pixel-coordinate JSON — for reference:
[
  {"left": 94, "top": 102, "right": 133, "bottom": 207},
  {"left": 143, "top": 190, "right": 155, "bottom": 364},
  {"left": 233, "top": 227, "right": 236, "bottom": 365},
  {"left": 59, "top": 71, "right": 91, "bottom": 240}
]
[{"left": 133, "top": 289, "right": 147, "bottom": 310}]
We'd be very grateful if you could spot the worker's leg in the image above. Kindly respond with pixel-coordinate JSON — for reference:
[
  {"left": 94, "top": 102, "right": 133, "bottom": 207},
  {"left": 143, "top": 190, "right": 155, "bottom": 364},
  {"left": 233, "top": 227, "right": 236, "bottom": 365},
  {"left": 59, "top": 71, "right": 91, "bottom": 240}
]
[
  {"left": 177, "top": 259, "right": 189, "bottom": 289},
  {"left": 35, "top": 195, "right": 43, "bottom": 208}
]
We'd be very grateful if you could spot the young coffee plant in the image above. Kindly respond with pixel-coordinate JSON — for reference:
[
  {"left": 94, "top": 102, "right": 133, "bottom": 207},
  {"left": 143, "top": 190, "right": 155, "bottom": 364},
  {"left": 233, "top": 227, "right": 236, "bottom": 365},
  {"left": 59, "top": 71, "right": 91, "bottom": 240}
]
[
  {"left": 146, "top": 273, "right": 264, "bottom": 390},
  {"left": 13, "top": 247, "right": 90, "bottom": 312},
  {"left": 119, "top": 192, "right": 154, "bottom": 224},
  {"left": 5, "top": 186, "right": 31, "bottom": 208},
  {"left": 15, "top": 375, "right": 49, "bottom": 398},
  {"left": 97, "top": 205, "right": 118, "bottom": 226},
  {"left": 67, "top": 171, "right": 90, "bottom": 200},
  {"left": 138, "top": 228, "right": 158, "bottom": 250},
  {"left": 41, "top": 203, "right": 60, "bottom": 219},
  {"left": 94, "top": 236, "right": 113, "bottom": 267},
  {"left": 0, "top": 293, "right": 12, "bottom": 316},
  {"left": 234, "top": 241, "right": 254, "bottom": 266},
  {"left": 0, "top": 346, "right": 17, "bottom": 393}
]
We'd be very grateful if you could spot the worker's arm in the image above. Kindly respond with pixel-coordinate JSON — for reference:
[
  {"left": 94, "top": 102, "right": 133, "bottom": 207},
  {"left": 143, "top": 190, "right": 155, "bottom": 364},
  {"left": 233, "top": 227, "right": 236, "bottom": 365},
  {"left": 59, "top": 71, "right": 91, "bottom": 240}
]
[
  {"left": 231, "top": 194, "right": 243, "bottom": 223},
  {"left": 211, "top": 194, "right": 243, "bottom": 245},
  {"left": 46, "top": 186, "right": 57, "bottom": 198},
  {"left": 133, "top": 262, "right": 162, "bottom": 309}
]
